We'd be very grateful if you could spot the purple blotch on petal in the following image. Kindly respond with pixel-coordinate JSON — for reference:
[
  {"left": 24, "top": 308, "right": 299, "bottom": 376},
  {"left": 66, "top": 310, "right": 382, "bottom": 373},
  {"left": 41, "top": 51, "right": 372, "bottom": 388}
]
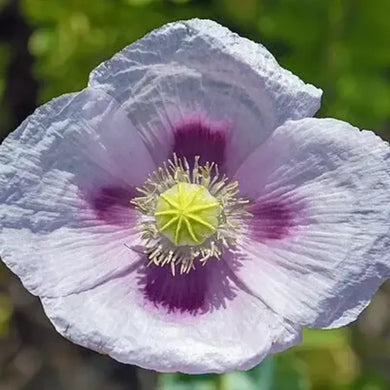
[
  {"left": 172, "top": 119, "right": 227, "bottom": 169},
  {"left": 90, "top": 186, "right": 137, "bottom": 226},
  {"left": 248, "top": 197, "right": 306, "bottom": 241},
  {"left": 138, "top": 255, "right": 239, "bottom": 315}
]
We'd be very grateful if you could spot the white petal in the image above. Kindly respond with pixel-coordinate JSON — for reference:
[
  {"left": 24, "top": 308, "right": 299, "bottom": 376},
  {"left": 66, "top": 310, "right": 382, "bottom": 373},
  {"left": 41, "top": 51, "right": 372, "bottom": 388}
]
[
  {"left": 234, "top": 118, "right": 390, "bottom": 328},
  {"left": 0, "top": 88, "right": 155, "bottom": 297},
  {"left": 41, "top": 259, "right": 301, "bottom": 373},
  {"left": 89, "top": 19, "right": 322, "bottom": 173}
]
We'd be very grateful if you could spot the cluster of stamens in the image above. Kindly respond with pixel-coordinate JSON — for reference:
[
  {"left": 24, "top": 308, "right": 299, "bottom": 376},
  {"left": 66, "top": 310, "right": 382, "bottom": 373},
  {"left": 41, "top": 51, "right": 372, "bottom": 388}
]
[{"left": 131, "top": 155, "right": 250, "bottom": 274}]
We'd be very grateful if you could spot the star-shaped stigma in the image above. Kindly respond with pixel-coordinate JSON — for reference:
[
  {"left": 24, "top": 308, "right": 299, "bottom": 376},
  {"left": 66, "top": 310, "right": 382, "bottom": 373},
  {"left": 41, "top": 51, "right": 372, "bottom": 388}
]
[{"left": 154, "top": 182, "right": 222, "bottom": 246}]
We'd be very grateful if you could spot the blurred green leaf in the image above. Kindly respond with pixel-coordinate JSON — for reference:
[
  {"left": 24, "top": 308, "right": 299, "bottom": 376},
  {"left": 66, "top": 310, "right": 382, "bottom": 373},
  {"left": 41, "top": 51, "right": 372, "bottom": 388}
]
[
  {"left": 125, "top": 0, "right": 155, "bottom": 6},
  {"left": 21, "top": 0, "right": 211, "bottom": 102},
  {"left": 294, "top": 328, "right": 359, "bottom": 389},
  {"left": 245, "top": 355, "right": 307, "bottom": 390},
  {"left": 0, "top": 44, "right": 11, "bottom": 139},
  {"left": 257, "top": 0, "right": 390, "bottom": 130},
  {"left": 159, "top": 356, "right": 307, "bottom": 390},
  {"left": 301, "top": 327, "right": 350, "bottom": 349},
  {"left": 244, "top": 357, "right": 275, "bottom": 389},
  {"left": 0, "top": 292, "right": 12, "bottom": 337},
  {"left": 0, "top": 44, "right": 8, "bottom": 98},
  {"left": 351, "top": 370, "right": 390, "bottom": 390},
  {"left": 159, "top": 372, "right": 215, "bottom": 390}
]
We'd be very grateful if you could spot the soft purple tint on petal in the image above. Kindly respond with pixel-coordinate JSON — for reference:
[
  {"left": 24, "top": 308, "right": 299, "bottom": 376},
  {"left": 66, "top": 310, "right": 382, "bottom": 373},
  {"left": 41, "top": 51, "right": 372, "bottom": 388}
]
[
  {"left": 173, "top": 118, "right": 227, "bottom": 169},
  {"left": 0, "top": 88, "right": 154, "bottom": 298},
  {"left": 90, "top": 185, "right": 137, "bottom": 226},
  {"left": 41, "top": 254, "right": 301, "bottom": 373},
  {"left": 140, "top": 257, "right": 236, "bottom": 315},
  {"left": 89, "top": 19, "right": 321, "bottom": 174},
  {"left": 234, "top": 118, "right": 390, "bottom": 329},
  {"left": 248, "top": 197, "right": 306, "bottom": 241}
]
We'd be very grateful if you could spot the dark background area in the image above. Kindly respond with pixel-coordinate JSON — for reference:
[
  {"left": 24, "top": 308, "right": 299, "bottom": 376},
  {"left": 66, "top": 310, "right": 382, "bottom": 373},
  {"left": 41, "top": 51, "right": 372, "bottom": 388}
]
[{"left": 0, "top": 0, "right": 389, "bottom": 389}]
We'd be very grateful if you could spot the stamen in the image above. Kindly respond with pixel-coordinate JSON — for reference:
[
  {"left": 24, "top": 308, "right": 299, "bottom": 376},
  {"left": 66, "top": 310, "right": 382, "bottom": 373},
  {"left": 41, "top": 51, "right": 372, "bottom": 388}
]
[{"left": 131, "top": 154, "right": 250, "bottom": 275}]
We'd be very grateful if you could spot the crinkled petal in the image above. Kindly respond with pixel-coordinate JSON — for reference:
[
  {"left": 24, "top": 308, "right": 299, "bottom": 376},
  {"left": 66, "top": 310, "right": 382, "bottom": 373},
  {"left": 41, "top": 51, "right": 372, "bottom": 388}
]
[
  {"left": 41, "top": 257, "right": 301, "bottom": 373},
  {"left": 89, "top": 19, "right": 322, "bottom": 174},
  {"left": 234, "top": 118, "right": 390, "bottom": 328},
  {"left": 0, "top": 88, "right": 155, "bottom": 297}
]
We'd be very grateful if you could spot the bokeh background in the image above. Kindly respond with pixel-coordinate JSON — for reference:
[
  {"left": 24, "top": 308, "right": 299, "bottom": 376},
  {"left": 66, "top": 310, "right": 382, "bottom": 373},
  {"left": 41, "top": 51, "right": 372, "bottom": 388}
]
[{"left": 0, "top": 0, "right": 389, "bottom": 389}]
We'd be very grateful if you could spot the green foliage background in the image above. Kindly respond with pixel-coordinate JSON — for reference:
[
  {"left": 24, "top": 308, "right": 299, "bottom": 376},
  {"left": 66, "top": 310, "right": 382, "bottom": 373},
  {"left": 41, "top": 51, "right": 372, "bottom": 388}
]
[
  {"left": 0, "top": 1, "right": 389, "bottom": 389},
  {"left": 20, "top": 0, "right": 390, "bottom": 134}
]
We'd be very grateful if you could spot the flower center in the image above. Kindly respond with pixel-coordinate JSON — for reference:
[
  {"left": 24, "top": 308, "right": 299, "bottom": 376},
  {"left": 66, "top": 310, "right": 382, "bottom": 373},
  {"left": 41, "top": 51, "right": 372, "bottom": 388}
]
[
  {"left": 131, "top": 155, "right": 250, "bottom": 274},
  {"left": 154, "top": 182, "right": 221, "bottom": 246}
]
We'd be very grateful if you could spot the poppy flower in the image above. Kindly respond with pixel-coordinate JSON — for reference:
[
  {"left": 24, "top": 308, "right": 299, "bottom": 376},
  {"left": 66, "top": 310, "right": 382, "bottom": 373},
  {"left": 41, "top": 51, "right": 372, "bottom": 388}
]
[{"left": 0, "top": 19, "right": 389, "bottom": 373}]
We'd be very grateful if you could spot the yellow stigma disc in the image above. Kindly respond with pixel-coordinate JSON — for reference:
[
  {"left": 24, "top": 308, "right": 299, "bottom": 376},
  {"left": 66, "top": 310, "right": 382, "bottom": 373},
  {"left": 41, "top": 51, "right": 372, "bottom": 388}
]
[{"left": 154, "top": 182, "right": 221, "bottom": 246}]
